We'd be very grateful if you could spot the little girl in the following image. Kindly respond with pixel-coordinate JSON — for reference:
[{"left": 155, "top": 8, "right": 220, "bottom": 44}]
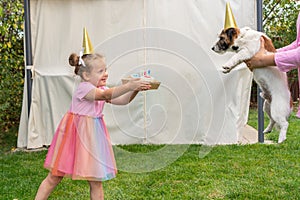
[{"left": 35, "top": 53, "right": 151, "bottom": 200}]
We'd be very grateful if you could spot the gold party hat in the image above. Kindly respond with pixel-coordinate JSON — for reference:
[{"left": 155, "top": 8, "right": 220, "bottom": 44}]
[
  {"left": 224, "top": 2, "right": 238, "bottom": 30},
  {"left": 82, "top": 27, "right": 94, "bottom": 55}
]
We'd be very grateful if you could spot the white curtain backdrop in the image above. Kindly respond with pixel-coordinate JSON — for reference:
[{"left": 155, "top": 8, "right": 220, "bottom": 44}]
[{"left": 18, "top": 0, "right": 257, "bottom": 149}]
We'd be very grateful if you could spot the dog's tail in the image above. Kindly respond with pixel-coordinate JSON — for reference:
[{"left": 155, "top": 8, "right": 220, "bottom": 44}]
[{"left": 262, "top": 35, "right": 276, "bottom": 52}]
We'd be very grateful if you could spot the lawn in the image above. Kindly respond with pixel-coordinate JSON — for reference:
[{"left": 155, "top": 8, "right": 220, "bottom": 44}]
[{"left": 0, "top": 108, "right": 299, "bottom": 200}]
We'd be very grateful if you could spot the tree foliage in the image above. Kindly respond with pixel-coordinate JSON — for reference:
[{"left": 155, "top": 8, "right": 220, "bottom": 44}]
[
  {"left": 0, "top": 0, "right": 24, "bottom": 134},
  {"left": 263, "top": 0, "right": 300, "bottom": 48}
]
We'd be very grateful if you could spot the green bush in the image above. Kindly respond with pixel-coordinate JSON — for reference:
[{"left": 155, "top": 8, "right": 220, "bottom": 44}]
[
  {"left": 0, "top": 1, "right": 24, "bottom": 139},
  {"left": 263, "top": 0, "right": 299, "bottom": 48}
]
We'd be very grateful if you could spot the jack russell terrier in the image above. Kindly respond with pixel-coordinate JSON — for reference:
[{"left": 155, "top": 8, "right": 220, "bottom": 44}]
[{"left": 212, "top": 27, "right": 292, "bottom": 143}]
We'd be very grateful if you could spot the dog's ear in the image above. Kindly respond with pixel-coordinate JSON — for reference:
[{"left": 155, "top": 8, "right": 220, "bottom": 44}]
[
  {"left": 262, "top": 35, "right": 276, "bottom": 53},
  {"left": 225, "top": 28, "right": 238, "bottom": 42},
  {"left": 219, "top": 30, "right": 226, "bottom": 37}
]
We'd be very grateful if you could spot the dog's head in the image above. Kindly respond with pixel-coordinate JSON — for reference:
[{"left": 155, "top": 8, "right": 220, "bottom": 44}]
[{"left": 211, "top": 28, "right": 240, "bottom": 54}]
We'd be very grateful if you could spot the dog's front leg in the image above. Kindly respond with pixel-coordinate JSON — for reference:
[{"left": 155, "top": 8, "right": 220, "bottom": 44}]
[{"left": 223, "top": 49, "right": 252, "bottom": 73}]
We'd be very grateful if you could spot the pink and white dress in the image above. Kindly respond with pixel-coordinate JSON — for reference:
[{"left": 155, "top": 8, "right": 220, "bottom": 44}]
[{"left": 44, "top": 82, "right": 117, "bottom": 181}]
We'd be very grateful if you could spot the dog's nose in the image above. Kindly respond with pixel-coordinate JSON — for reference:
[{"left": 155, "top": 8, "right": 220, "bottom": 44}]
[
  {"left": 232, "top": 46, "right": 239, "bottom": 51},
  {"left": 211, "top": 47, "right": 215, "bottom": 51}
]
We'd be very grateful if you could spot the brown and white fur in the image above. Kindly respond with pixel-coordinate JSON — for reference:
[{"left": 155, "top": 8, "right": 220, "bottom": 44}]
[{"left": 212, "top": 27, "right": 291, "bottom": 143}]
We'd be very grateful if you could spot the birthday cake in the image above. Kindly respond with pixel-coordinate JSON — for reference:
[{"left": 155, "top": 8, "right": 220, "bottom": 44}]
[{"left": 122, "top": 70, "right": 160, "bottom": 90}]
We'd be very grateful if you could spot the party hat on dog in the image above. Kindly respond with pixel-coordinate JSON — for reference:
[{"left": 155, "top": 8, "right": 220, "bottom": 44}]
[
  {"left": 82, "top": 27, "right": 94, "bottom": 55},
  {"left": 224, "top": 2, "right": 237, "bottom": 30}
]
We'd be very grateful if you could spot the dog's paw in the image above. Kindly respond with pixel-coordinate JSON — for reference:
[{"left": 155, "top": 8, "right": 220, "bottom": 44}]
[
  {"left": 263, "top": 122, "right": 275, "bottom": 133},
  {"left": 263, "top": 128, "right": 272, "bottom": 134},
  {"left": 278, "top": 136, "right": 286, "bottom": 144},
  {"left": 222, "top": 66, "right": 232, "bottom": 74}
]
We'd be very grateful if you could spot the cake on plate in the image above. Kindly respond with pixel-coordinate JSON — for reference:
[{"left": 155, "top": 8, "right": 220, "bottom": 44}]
[{"left": 121, "top": 70, "right": 160, "bottom": 90}]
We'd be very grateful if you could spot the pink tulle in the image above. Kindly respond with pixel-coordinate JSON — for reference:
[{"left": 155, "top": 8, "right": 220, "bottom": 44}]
[{"left": 44, "top": 112, "right": 117, "bottom": 181}]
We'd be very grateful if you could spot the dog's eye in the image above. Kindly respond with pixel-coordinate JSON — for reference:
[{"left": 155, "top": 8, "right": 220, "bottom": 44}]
[{"left": 220, "top": 36, "right": 225, "bottom": 40}]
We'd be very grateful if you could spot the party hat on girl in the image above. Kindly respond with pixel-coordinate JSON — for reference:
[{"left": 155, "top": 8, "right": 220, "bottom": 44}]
[
  {"left": 224, "top": 2, "right": 238, "bottom": 30},
  {"left": 82, "top": 27, "right": 94, "bottom": 55}
]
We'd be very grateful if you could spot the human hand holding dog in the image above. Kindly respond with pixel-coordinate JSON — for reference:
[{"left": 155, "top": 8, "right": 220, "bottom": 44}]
[{"left": 246, "top": 37, "right": 276, "bottom": 71}]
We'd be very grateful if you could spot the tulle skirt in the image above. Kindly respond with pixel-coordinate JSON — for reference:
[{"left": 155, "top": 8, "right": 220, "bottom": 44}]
[{"left": 44, "top": 112, "right": 117, "bottom": 181}]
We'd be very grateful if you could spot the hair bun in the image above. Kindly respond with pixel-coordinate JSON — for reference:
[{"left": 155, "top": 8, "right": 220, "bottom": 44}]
[{"left": 69, "top": 53, "right": 79, "bottom": 66}]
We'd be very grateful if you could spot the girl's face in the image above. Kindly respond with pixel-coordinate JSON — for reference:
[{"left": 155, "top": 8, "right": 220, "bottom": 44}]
[{"left": 86, "top": 59, "right": 108, "bottom": 87}]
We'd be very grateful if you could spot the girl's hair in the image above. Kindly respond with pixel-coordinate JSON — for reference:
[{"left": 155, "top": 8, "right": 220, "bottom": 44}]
[{"left": 68, "top": 53, "right": 105, "bottom": 78}]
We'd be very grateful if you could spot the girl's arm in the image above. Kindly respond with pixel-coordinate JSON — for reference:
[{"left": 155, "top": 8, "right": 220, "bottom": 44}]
[
  {"left": 84, "top": 79, "right": 150, "bottom": 101},
  {"left": 109, "top": 91, "right": 139, "bottom": 105}
]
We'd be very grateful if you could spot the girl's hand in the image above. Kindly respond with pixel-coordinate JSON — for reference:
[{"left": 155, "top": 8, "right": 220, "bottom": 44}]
[{"left": 127, "top": 78, "right": 151, "bottom": 91}]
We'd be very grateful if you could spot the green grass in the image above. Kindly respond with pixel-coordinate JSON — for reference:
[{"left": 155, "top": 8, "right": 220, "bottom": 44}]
[{"left": 1, "top": 108, "right": 300, "bottom": 199}]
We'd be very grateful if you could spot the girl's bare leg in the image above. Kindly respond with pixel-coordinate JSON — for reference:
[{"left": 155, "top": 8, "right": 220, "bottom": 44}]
[
  {"left": 88, "top": 181, "right": 104, "bottom": 200},
  {"left": 35, "top": 173, "right": 63, "bottom": 200}
]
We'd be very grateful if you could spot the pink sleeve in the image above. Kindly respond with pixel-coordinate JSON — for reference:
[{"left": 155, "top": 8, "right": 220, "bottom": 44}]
[
  {"left": 76, "top": 82, "right": 96, "bottom": 100},
  {"left": 275, "top": 47, "right": 300, "bottom": 72}
]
